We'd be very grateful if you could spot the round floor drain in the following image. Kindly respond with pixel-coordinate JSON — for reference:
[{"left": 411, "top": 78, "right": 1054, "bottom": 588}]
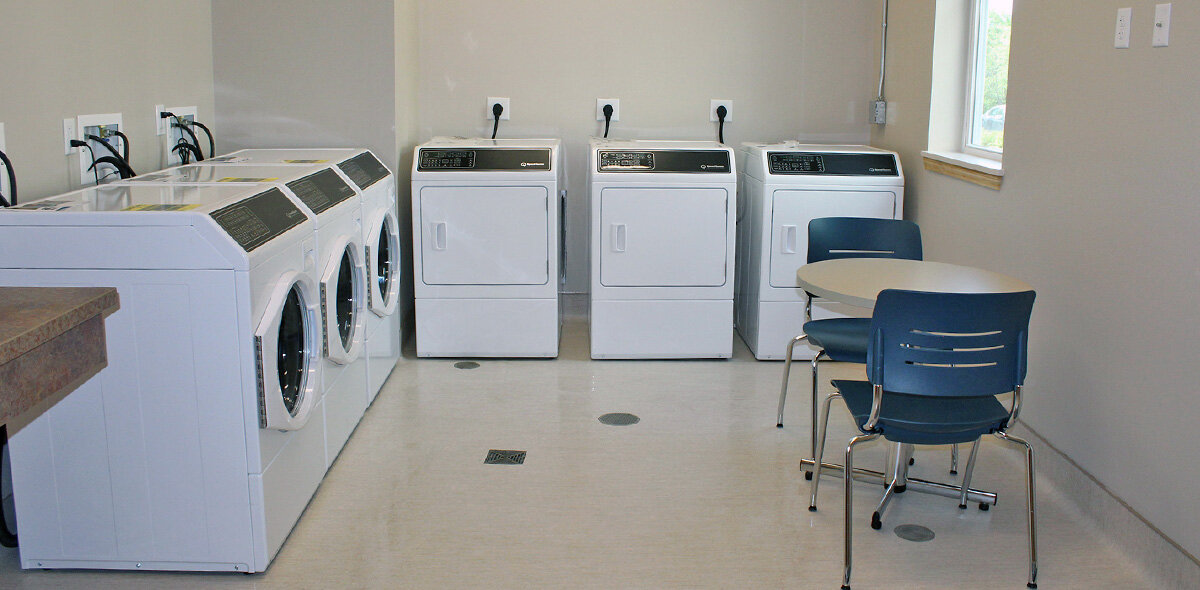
[
  {"left": 894, "top": 524, "right": 935, "bottom": 542},
  {"left": 453, "top": 361, "right": 480, "bottom": 370},
  {"left": 598, "top": 412, "right": 640, "bottom": 426}
]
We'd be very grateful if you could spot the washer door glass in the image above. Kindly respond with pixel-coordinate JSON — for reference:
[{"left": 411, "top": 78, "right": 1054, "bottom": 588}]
[
  {"left": 277, "top": 285, "right": 308, "bottom": 415},
  {"left": 336, "top": 247, "right": 357, "bottom": 348}
]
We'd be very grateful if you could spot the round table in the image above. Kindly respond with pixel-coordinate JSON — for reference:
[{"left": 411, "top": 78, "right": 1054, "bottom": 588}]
[{"left": 796, "top": 258, "right": 1033, "bottom": 308}]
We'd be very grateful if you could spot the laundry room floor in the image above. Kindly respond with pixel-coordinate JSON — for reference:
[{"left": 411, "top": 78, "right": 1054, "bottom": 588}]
[{"left": 0, "top": 318, "right": 1164, "bottom": 589}]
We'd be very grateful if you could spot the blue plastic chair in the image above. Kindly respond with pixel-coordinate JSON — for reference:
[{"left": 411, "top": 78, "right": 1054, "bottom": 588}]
[
  {"left": 808, "top": 289, "right": 1039, "bottom": 590},
  {"left": 777, "top": 218, "right": 925, "bottom": 477}
]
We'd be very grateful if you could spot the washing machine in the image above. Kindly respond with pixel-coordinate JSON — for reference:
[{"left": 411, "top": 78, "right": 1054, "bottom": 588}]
[
  {"left": 209, "top": 149, "right": 401, "bottom": 402},
  {"left": 410, "top": 138, "right": 564, "bottom": 357},
  {"left": 125, "top": 164, "right": 369, "bottom": 466},
  {"left": 588, "top": 139, "right": 737, "bottom": 359},
  {"left": 0, "top": 183, "right": 324, "bottom": 572},
  {"left": 734, "top": 142, "right": 904, "bottom": 360}
]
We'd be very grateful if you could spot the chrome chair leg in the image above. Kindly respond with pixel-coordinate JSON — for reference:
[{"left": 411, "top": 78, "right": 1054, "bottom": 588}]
[
  {"left": 777, "top": 334, "right": 808, "bottom": 427},
  {"left": 872, "top": 444, "right": 909, "bottom": 529},
  {"left": 957, "top": 439, "right": 982, "bottom": 509},
  {"left": 804, "top": 350, "right": 826, "bottom": 480},
  {"left": 950, "top": 443, "right": 960, "bottom": 474},
  {"left": 808, "top": 392, "right": 840, "bottom": 511},
  {"left": 995, "top": 431, "right": 1039, "bottom": 589},
  {"left": 843, "top": 432, "right": 880, "bottom": 590}
]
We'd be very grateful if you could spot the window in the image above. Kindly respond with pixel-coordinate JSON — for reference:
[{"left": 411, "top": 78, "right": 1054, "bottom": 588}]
[{"left": 963, "top": 0, "right": 1012, "bottom": 158}]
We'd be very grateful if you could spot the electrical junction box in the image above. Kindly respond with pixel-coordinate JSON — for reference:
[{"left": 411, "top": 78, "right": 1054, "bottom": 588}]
[
  {"left": 76, "top": 113, "right": 123, "bottom": 186},
  {"left": 164, "top": 106, "right": 199, "bottom": 166}
]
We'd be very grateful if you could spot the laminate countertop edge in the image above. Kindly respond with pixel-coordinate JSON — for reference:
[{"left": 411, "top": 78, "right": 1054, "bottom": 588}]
[{"left": 0, "top": 287, "right": 120, "bottom": 366}]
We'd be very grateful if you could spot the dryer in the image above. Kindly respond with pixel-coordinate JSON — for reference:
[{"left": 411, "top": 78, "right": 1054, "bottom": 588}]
[
  {"left": 211, "top": 149, "right": 401, "bottom": 402},
  {"left": 734, "top": 142, "right": 904, "bottom": 360},
  {"left": 410, "top": 138, "right": 564, "bottom": 357},
  {"left": 588, "top": 139, "right": 737, "bottom": 359},
  {"left": 0, "top": 183, "right": 324, "bottom": 572},
  {"left": 125, "top": 164, "right": 369, "bottom": 466}
]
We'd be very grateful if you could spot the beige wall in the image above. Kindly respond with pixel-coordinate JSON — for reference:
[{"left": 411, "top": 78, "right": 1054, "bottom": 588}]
[
  {"left": 417, "top": 0, "right": 882, "bottom": 292},
  {"left": 872, "top": 0, "right": 1200, "bottom": 558},
  {"left": 0, "top": 1, "right": 214, "bottom": 201}
]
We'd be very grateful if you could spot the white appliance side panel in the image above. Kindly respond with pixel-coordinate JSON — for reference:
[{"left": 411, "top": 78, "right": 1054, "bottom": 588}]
[
  {"left": 258, "top": 398, "right": 328, "bottom": 565},
  {"left": 324, "top": 362, "right": 369, "bottom": 467},
  {"left": 599, "top": 187, "right": 729, "bottom": 287},
  {"left": 419, "top": 186, "right": 549, "bottom": 286},
  {"left": 767, "top": 189, "right": 897, "bottom": 288},
  {"left": 5, "top": 269, "right": 255, "bottom": 567},
  {"left": 365, "top": 311, "right": 402, "bottom": 400},
  {"left": 415, "top": 298, "right": 559, "bottom": 357},
  {"left": 590, "top": 299, "right": 732, "bottom": 359}
]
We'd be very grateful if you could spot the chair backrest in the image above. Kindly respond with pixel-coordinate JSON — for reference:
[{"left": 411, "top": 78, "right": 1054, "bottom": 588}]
[
  {"left": 867, "top": 289, "right": 1036, "bottom": 398},
  {"left": 807, "top": 217, "right": 923, "bottom": 264}
]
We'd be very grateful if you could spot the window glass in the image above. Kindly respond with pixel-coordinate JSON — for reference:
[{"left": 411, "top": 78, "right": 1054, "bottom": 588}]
[{"left": 966, "top": 0, "right": 1012, "bottom": 154}]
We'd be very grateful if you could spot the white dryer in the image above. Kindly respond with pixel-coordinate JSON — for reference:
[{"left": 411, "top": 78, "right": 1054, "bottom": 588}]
[
  {"left": 0, "top": 183, "right": 324, "bottom": 572},
  {"left": 588, "top": 139, "right": 737, "bottom": 359},
  {"left": 212, "top": 149, "right": 401, "bottom": 402},
  {"left": 125, "top": 164, "right": 369, "bottom": 466},
  {"left": 411, "top": 138, "right": 564, "bottom": 357},
  {"left": 734, "top": 143, "right": 904, "bottom": 360}
]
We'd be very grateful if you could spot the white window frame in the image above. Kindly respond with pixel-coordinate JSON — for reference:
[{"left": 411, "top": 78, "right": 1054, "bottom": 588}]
[{"left": 961, "top": 0, "right": 1003, "bottom": 160}]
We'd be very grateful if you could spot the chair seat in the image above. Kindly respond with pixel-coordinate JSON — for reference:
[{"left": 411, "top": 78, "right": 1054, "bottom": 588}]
[
  {"left": 803, "top": 318, "right": 870, "bottom": 363},
  {"left": 832, "top": 379, "right": 1011, "bottom": 445}
]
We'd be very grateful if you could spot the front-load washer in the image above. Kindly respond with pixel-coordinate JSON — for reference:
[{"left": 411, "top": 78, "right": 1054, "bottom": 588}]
[
  {"left": 124, "top": 164, "right": 369, "bottom": 466},
  {"left": 588, "top": 139, "right": 737, "bottom": 359},
  {"left": 411, "top": 138, "right": 564, "bottom": 357},
  {"left": 211, "top": 149, "right": 401, "bottom": 402},
  {"left": 734, "top": 142, "right": 904, "bottom": 360},
  {"left": 0, "top": 183, "right": 324, "bottom": 572}
]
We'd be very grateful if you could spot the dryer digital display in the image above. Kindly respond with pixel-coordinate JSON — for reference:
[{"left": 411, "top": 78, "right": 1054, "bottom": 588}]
[
  {"left": 210, "top": 188, "right": 306, "bottom": 252},
  {"left": 418, "top": 150, "right": 475, "bottom": 169},
  {"left": 286, "top": 168, "right": 356, "bottom": 214}
]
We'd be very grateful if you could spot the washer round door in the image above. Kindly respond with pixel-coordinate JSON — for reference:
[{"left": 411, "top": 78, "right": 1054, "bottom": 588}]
[
  {"left": 321, "top": 235, "right": 366, "bottom": 364},
  {"left": 366, "top": 209, "right": 401, "bottom": 317},
  {"left": 256, "top": 272, "right": 321, "bottom": 430}
]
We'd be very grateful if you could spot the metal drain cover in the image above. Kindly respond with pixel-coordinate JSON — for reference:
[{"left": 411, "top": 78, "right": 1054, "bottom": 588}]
[
  {"left": 894, "top": 524, "right": 935, "bottom": 542},
  {"left": 454, "top": 361, "right": 480, "bottom": 369},
  {"left": 598, "top": 412, "right": 640, "bottom": 426},
  {"left": 484, "top": 450, "right": 526, "bottom": 465}
]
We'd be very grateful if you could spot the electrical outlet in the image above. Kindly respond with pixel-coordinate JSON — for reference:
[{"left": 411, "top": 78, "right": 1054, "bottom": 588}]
[
  {"left": 164, "top": 105, "right": 199, "bottom": 165},
  {"left": 1115, "top": 8, "right": 1132, "bottom": 49},
  {"left": 63, "top": 118, "right": 77, "bottom": 155},
  {"left": 710, "top": 99, "right": 733, "bottom": 122},
  {"left": 596, "top": 99, "right": 620, "bottom": 121},
  {"left": 77, "top": 113, "right": 124, "bottom": 186},
  {"left": 486, "top": 97, "right": 510, "bottom": 120},
  {"left": 871, "top": 100, "right": 888, "bottom": 125},
  {"left": 0, "top": 122, "right": 8, "bottom": 202},
  {"left": 1152, "top": 3, "right": 1171, "bottom": 47},
  {"left": 154, "top": 104, "right": 166, "bottom": 135}
]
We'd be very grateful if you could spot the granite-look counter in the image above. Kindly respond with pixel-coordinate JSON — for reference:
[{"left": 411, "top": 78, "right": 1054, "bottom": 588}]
[{"left": 0, "top": 287, "right": 119, "bottom": 432}]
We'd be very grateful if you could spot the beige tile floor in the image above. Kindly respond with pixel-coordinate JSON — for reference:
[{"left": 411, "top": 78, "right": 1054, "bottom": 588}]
[{"left": 0, "top": 318, "right": 1161, "bottom": 589}]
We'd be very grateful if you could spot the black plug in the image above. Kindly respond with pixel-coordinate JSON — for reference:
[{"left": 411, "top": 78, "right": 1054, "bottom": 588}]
[
  {"left": 491, "top": 103, "right": 504, "bottom": 140},
  {"left": 602, "top": 104, "right": 614, "bottom": 138},
  {"left": 69, "top": 139, "right": 88, "bottom": 148},
  {"left": 716, "top": 105, "right": 728, "bottom": 144}
]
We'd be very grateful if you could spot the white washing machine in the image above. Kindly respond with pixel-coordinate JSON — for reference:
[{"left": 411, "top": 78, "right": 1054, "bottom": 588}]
[
  {"left": 125, "top": 164, "right": 369, "bottom": 466},
  {"left": 411, "top": 138, "right": 564, "bottom": 357},
  {"left": 212, "top": 149, "right": 401, "bottom": 402},
  {"left": 588, "top": 139, "right": 737, "bottom": 359},
  {"left": 734, "top": 142, "right": 904, "bottom": 360},
  {"left": 0, "top": 183, "right": 325, "bottom": 572}
]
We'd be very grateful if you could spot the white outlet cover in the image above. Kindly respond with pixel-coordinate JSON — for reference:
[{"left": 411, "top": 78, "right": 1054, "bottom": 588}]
[
  {"left": 63, "top": 118, "right": 77, "bottom": 155},
  {"left": 154, "top": 104, "right": 166, "bottom": 135},
  {"left": 486, "top": 97, "right": 510, "bottom": 120},
  {"left": 596, "top": 99, "right": 620, "bottom": 121},
  {"left": 0, "top": 122, "right": 7, "bottom": 201},
  {"left": 1115, "top": 7, "right": 1132, "bottom": 49},
  {"left": 710, "top": 99, "right": 733, "bottom": 122},
  {"left": 0, "top": 122, "right": 6, "bottom": 152},
  {"left": 1153, "top": 3, "right": 1171, "bottom": 47}
]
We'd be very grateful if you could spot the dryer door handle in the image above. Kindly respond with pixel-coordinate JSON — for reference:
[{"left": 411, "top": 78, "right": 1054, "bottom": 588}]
[
  {"left": 611, "top": 223, "right": 627, "bottom": 253},
  {"left": 781, "top": 225, "right": 798, "bottom": 254},
  {"left": 432, "top": 222, "right": 447, "bottom": 251}
]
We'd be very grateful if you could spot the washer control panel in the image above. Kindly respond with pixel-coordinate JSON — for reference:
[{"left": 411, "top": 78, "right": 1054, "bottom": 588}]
[
  {"left": 338, "top": 151, "right": 390, "bottom": 189},
  {"left": 211, "top": 188, "right": 307, "bottom": 252},
  {"left": 286, "top": 168, "right": 356, "bottom": 215}
]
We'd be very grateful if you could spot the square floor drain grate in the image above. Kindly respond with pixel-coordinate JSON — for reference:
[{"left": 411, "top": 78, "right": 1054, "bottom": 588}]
[{"left": 484, "top": 450, "right": 526, "bottom": 465}]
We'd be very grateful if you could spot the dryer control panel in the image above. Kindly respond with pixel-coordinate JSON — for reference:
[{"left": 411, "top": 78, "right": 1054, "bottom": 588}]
[
  {"left": 417, "top": 148, "right": 552, "bottom": 171},
  {"left": 597, "top": 150, "right": 730, "bottom": 173},
  {"left": 768, "top": 152, "right": 898, "bottom": 176}
]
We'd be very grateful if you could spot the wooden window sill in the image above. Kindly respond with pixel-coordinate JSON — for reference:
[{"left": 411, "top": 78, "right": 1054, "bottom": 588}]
[{"left": 922, "top": 151, "right": 1004, "bottom": 190}]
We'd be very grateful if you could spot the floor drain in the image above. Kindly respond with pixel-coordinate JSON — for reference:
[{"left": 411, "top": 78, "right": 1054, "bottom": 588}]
[
  {"left": 484, "top": 450, "right": 526, "bottom": 465},
  {"left": 454, "top": 361, "right": 480, "bottom": 369},
  {"left": 598, "top": 412, "right": 640, "bottom": 426},
  {"left": 894, "top": 524, "right": 935, "bottom": 542}
]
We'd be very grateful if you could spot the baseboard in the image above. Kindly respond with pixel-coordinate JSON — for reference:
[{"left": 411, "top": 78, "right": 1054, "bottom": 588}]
[{"left": 1012, "top": 422, "right": 1200, "bottom": 588}]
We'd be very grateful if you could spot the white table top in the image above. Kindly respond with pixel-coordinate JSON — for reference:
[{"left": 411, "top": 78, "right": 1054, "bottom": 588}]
[{"left": 796, "top": 258, "right": 1033, "bottom": 309}]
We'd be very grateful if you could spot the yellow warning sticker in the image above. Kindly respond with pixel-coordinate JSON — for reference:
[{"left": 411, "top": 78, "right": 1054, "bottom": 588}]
[
  {"left": 282, "top": 159, "right": 329, "bottom": 163},
  {"left": 122, "top": 204, "right": 203, "bottom": 211},
  {"left": 217, "top": 177, "right": 279, "bottom": 182}
]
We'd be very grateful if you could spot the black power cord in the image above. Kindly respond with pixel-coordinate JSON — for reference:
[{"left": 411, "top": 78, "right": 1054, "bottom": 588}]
[
  {"left": 85, "top": 134, "right": 136, "bottom": 178},
  {"left": 716, "top": 105, "right": 728, "bottom": 144},
  {"left": 603, "top": 103, "right": 614, "bottom": 139},
  {"left": 161, "top": 111, "right": 204, "bottom": 162},
  {"left": 111, "top": 130, "right": 131, "bottom": 161},
  {"left": 189, "top": 120, "right": 215, "bottom": 159},
  {"left": 173, "top": 142, "right": 203, "bottom": 164},
  {"left": 0, "top": 424, "right": 16, "bottom": 547},
  {"left": 171, "top": 123, "right": 203, "bottom": 161},
  {"left": 70, "top": 140, "right": 100, "bottom": 185},
  {"left": 491, "top": 102, "right": 504, "bottom": 140},
  {"left": 0, "top": 148, "right": 16, "bottom": 207}
]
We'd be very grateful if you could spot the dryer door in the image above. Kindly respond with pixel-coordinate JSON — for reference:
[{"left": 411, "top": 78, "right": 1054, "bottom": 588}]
[
  {"left": 366, "top": 209, "right": 401, "bottom": 317},
  {"left": 419, "top": 186, "right": 549, "bottom": 285},
  {"left": 321, "top": 236, "right": 367, "bottom": 364},
  {"left": 256, "top": 272, "right": 321, "bottom": 430},
  {"left": 599, "top": 187, "right": 729, "bottom": 287},
  {"left": 768, "top": 189, "right": 897, "bottom": 288}
]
